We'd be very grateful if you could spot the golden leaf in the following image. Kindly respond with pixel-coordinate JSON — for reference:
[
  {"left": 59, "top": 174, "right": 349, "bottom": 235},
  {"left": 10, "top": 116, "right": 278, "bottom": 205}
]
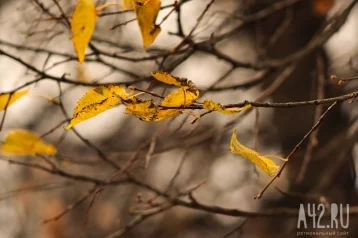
[
  {"left": 125, "top": 99, "right": 179, "bottom": 122},
  {"left": 0, "top": 89, "right": 28, "bottom": 111},
  {"left": 230, "top": 129, "right": 280, "bottom": 176},
  {"left": 203, "top": 99, "right": 251, "bottom": 114},
  {"left": 66, "top": 85, "right": 130, "bottom": 129},
  {"left": 71, "top": 0, "right": 97, "bottom": 63},
  {"left": 133, "top": 0, "right": 161, "bottom": 47},
  {"left": 161, "top": 86, "right": 199, "bottom": 107},
  {"left": 1, "top": 129, "right": 57, "bottom": 156},
  {"left": 124, "top": 72, "right": 198, "bottom": 122},
  {"left": 151, "top": 72, "right": 197, "bottom": 88}
]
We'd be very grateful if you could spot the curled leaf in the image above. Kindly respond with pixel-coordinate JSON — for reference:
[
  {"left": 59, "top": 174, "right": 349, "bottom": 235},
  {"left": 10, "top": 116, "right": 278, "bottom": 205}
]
[
  {"left": 71, "top": 0, "right": 97, "bottom": 63},
  {"left": 66, "top": 85, "right": 130, "bottom": 129},
  {"left": 0, "top": 89, "right": 28, "bottom": 110},
  {"left": 230, "top": 129, "right": 280, "bottom": 176},
  {"left": 151, "top": 72, "right": 196, "bottom": 88},
  {"left": 203, "top": 99, "right": 251, "bottom": 114},
  {"left": 1, "top": 129, "right": 57, "bottom": 156},
  {"left": 133, "top": 0, "right": 161, "bottom": 47}
]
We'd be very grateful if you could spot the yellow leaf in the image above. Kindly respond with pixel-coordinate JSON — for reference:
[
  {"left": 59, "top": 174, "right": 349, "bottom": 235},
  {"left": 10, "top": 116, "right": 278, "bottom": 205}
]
[
  {"left": 0, "top": 89, "right": 28, "bottom": 111},
  {"left": 133, "top": 0, "right": 161, "bottom": 47},
  {"left": 71, "top": 0, "right": 97, "bottom": 63},
  {"left": 125, "top": 99, "right": 160, "bottom": 121},
  {"left": 203, "top": 99, "right": 251, "bottom": 114},
  {"left": 154, "top": 109, "right": 180, "bottom": 121},
  {"left": 1, "top": 129, "right": 57, "bottom": 156},
  {"left": 124, "top": 72, "right": 198, "bottom": 122},
  {"left": 123, "top": 72, "right": 199, "bottom": 122},
  {"left": 161, "top": 86, "right": 199, "bottom": 107},
  {"left": 151, "top": 72, "right": 198, "bottom": 88},
  {"left": 230, "top": 129, "right": 280, "bottom": 176},
  {"left": 66, "top": 85, "right": 130, "bottom": 129},
  {"left": 125, "top": 99, "right": 179, "bottom": 122}
]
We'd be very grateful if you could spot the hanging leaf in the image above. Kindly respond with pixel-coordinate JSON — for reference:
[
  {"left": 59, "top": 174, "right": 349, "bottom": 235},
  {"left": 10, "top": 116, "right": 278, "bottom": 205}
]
[
  {"left": 1, "top": 129, "right": 57, "bottom": 156},
  {"left": 203, "top": 99, "right": 251, "bottom": 114},
  {"left": 230, "top": 129, "right": 280, "bottom": 176},
  {"left": 66, "top": 85, "right": 130, "bottom": 129},
  {"left": 0, "top": 89, "right": 28, "bottom": 111},
  {"left": 71, "top": 0, "right": 97, "bottom": 63},
  {"left": 133, "top": 0, "right": 161, "bottom": 47}
]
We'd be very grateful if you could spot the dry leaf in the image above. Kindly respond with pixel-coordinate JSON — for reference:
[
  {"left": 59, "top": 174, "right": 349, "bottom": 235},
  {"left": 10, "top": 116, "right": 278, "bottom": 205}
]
[
  {"left": 125, "top": 99, "right": 179, "bottom": 122},
  {"left": 1, "top": 129, "right": 57, "bottom": 156},
  {"left": 151, "top": 72, "right": 198, "bottom": 90},
  {"left": 125, "top": 72, "right": 199, "bottom": 122},
  {"left": 203, "top": 99, "right": 251, "bottom": 114},
  {"left": 0, "top": 89, "right": 28, "bottom": 110},
  {"left": 133, "top": 0, "right": 161, "bottom": 47},
  {"left": 125, "top": 85, "right": 199, "bottom": 122},
  {"left": 66, "top": 85, "right": 130, "bottom": 129},
  {"left": 151, "top": 72, "right": 194, "bottom": 87},
  {"left": 71, "top": 0, "right": 97, "bottom": 63},
  {"left": 230, "top": 129, "right": 280, "bottom": 176},
  {"left": 161, "top": 86, "right": 199, "bottom": 107}
]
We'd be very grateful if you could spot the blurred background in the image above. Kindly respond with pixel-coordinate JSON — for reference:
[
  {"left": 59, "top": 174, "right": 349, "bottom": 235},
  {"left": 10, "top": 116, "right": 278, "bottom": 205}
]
[{"left": 0, "top": 0, "right": 358, "bottom": 237}]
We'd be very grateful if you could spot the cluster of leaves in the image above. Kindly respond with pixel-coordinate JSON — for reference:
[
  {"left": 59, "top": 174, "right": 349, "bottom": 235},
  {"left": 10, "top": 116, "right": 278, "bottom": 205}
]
[
  {"left": 0, "top": 71, "right": 285, "bottom": 177},
  {"left": 64, "top": 71, "right": 254, "bottom": 128},
  {"left": 65, "top": 72, "right": 199, "bottom": 129},
  {"left": 72, "top": 0, "right": 161, "bottom": 63}
]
